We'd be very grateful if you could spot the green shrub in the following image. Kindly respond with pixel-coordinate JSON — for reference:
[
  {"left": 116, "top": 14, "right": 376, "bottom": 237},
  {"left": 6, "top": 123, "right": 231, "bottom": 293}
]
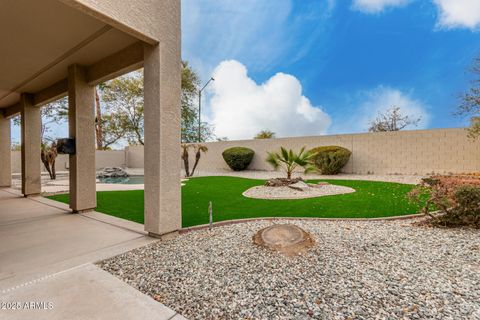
[
  {"left": 222, "top": 147, "right": 255, "bottom": 171},
  {"left": 309, "top": 146, "right": 351, "bottom": 175}
]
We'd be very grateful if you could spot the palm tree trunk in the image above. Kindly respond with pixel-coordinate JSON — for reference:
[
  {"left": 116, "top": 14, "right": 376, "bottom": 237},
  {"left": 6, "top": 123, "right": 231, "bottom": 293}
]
[
  {"left": 95, "top": 88, "right": 103, "bottom": 150},
  {"left": 182, "top": 147, "right": 190, "bottom": 177},
  {"left": 190, "top": 150, "right": 201, "bottom": 176},
  {"left": 51, "top": 158, "right": 56, "bottom": 180}
]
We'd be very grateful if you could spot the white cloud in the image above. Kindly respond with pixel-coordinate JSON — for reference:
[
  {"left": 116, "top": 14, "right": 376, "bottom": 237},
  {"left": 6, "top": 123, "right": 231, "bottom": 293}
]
[
  {"left": 209, "top": 60, "right": 331, "bottom": 140},
  {"left": 434, "top": 0, "right": 480, "bottom": 30},
  {"left": 352, "top": 0, "right": 410, "bottom": 13},
  {"left": 356, "top": 86, "right": 431, "bottom": 132}
]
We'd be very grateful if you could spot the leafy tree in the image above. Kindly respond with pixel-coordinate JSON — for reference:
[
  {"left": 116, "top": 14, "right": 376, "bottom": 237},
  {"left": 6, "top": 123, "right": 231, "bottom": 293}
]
[
  {"left": 368, "top": 106, "right": 421, "bottom": 132},
  {"left": 254, "top": 130, "right": 275, "bottom": 139},
  {"left": 266, "top": 147, "right": 317, "bottom": 180},
  {"left": 100, "top": 63, "right": 215, "bottom": 146},
  {"left": 102, "top": 72, "right": 145, "bottom": 146},
  {"left": 458, "top": 56, "right": 480, "bottom": 139}
]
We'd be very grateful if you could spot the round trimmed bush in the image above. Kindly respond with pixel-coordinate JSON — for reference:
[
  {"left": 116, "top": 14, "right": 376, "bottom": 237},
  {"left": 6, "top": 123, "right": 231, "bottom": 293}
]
[
  {"left": 222, "top": 147, "right": 255, "bottom": 171},
  {"left": 309, "top": 146, "right": 351, "bottom": 175}
]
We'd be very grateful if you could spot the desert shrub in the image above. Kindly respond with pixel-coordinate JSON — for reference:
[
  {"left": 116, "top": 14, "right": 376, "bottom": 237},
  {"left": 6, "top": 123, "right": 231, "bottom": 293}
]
[
  {"left": 309, "top": 146, "right": 351, "bottom": 175},
  {"left": 222, "top": 147, "right": 255, "bottom": 171},
  {"left": 408, "top": 175, "right": 480, "bottom": 228}
]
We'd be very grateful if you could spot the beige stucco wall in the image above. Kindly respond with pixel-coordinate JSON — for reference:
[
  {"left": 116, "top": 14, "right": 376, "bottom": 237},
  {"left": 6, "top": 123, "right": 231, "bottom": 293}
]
[
  {"left": 63, "top": 0, "right": 178, "bottom": 44},
  {"left": 176, "top": 128, "right": 478, "bottom": 175},
  {"left": 125, "top": 145, "right": 144, "bottom": 168},
  {"left": 11, "top": 150, "right": 125, "bottom": 174},
  {"left": 14, "top": 128, "right": 476, "bottom": 176}
]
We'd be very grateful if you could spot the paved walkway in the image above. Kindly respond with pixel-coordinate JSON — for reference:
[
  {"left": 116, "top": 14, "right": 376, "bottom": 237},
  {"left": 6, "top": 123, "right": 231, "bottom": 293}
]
[{"left": 0, "top": 188, "right": 186, "bottom": 320}]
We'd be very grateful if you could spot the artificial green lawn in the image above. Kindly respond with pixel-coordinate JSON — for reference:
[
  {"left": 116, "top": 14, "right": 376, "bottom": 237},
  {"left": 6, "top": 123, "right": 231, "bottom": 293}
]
[{"left": 48, "top": 176, "right": 423, "bottom": 228}]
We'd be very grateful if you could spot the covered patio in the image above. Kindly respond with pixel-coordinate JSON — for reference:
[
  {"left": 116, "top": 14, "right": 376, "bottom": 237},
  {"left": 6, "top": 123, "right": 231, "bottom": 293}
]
[
  {"left": 0, "top": 188, "right": 185, "bottom": 319},
  {"left": 0, "top": 0, "right": 181, "bottom": 237},
  {"left": 0, "top": 0, "right": 183, "bottom": 318}
]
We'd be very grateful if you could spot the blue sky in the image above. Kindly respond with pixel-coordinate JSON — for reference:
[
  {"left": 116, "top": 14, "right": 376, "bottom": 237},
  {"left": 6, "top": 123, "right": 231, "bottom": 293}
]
[
  {"left": 11, "top": 0, "right": 480, "bottom": 144},
  {"left": 182, "top": 0, "right": 480, "bottom": 140}
]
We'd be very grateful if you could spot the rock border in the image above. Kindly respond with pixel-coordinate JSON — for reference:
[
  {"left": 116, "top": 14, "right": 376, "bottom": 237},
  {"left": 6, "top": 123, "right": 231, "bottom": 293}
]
[{"left": 180, "top": 214, "right": 426, "bottom": 234}]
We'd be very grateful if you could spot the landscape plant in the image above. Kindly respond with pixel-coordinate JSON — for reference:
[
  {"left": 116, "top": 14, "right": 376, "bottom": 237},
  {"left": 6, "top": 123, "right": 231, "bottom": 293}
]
[
  {"left": 254, "top": 130, "right": 275, "bottom": 139},
  {"left": 222, "top": 147, "right": 255, "bottom": 171},
  {"left": 310, "top": 146, "right": 351, "bottom": 175},
  {"left": 181, "top": 143, "right": 208, "bottom": 177},
  {"left": 408, "top": 175, "right": 480, "bottom": 228},
  {"left": 266, "top": 147, "right": 317, "bottom": 180},
  {"left": 41, "top": 142, "right": 57, "bottom": 180}
]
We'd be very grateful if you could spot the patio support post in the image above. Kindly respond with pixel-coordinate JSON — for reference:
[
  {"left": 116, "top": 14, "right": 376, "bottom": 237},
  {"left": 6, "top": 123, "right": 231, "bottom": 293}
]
[
  {"left": 143, "top": 13, "right": 181, "bottom": 236},
  {"left": 68, "top": 64, "right": 96, "bottom": 212},
  {"left": 0, "top": 113, "right": 11, "bottom": 187},
  {"left": 20, "top": 93, "right": 41, "bottom": 196}
]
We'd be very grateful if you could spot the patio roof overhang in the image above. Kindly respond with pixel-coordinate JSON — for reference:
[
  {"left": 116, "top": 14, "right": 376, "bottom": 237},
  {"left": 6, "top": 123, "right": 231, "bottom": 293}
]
[
  {"left": 0, "top": 0, "right": 182, "bottom": 237},
  {"left": 0, "top": 0, "right": 149, "bottom": 117}
]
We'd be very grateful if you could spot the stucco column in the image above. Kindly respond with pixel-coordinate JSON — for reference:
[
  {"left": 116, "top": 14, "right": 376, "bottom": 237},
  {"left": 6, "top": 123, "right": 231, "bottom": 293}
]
[
  {"left": 68, "top": 64, "right": 96, "bottom": 212},
  {"left": 0, "top": 112, "right": 11, "bottom": 187},
  {"left": 143, "top": 39, "right": 181, "bottom": 235},
  {"left": 20, "top": 93, "right": 41, "bottom": 196}
]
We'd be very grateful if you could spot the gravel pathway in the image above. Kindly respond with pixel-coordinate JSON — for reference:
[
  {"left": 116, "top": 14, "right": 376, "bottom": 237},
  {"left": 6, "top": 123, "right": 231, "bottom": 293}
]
[{"left": 100, "top": 220, "right": 480, "bottom": 320}]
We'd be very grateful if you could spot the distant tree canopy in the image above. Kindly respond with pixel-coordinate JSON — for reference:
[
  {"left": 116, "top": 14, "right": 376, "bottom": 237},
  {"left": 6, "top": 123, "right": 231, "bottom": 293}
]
[
  {"left": 368, "top": 106, "right": 421, "bottom": 132},
  {"left": 11, "top": 60, "right": 214, "bottom": 154},
  {"left": 458, "top": 55, "right": 480, "bottom": 139},
  {"left": 95, "top": 61, "right": 214, "bottom": 147},
  {"left": 101, "top": 72, "right": 145, "bottom": 146},
  {"left": 254, "top": 130, "right": 275, "bottom": 139}
]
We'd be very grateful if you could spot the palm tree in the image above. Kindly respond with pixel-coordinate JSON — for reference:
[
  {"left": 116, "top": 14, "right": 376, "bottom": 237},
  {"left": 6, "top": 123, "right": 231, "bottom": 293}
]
[
  {"left": 190, "top": 144, "right": 208, "bottom": 177},
  {"left": 266, "top": 147, "right": 317, "bottom": 180},
  {"left": 41, "top": 141, "right": 57, "bottom": 180},
  {"left": 254, "top": 130, "right": 275, "bottom": 139},
  {"left": 181, "top": 143, "right": 192, "bottom": 177},
  {"left": 181, "top": 143, "right": 208, "bottom": 177}
]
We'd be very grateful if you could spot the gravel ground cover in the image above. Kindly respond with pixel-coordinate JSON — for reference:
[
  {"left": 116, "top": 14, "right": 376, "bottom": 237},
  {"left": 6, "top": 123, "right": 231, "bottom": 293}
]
[
  {"left": 243, "top": 184, "right": 355, "bottom": 200},
  {"left": 100, "top": 219, "right": 480, "bottom": 320}
]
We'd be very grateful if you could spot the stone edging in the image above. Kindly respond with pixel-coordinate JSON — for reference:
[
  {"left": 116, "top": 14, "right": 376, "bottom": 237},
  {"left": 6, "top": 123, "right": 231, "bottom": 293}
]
[{"left": 179, "top": 213, "right": 426, "bottom": 234}]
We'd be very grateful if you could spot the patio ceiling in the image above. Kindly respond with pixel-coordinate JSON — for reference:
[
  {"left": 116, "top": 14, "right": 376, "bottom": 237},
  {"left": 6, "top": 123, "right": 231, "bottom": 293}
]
[{"left": 0, "top": 0, "right": 142, "bottom": 111}]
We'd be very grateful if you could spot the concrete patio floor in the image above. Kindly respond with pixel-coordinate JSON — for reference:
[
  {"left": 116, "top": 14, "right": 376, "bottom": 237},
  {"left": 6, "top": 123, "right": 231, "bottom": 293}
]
[{"left": 0, "top": 188, "right": 185, "bottom": 320}]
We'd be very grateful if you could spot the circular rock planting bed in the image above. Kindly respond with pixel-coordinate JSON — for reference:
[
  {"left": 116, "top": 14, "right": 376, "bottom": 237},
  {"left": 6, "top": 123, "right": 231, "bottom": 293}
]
[
  {"left": 243, "top": 182, "right": 355, "bottom": 200},
  {"left": 100, "top": 219, "right": 480, "bottom": 320}
]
